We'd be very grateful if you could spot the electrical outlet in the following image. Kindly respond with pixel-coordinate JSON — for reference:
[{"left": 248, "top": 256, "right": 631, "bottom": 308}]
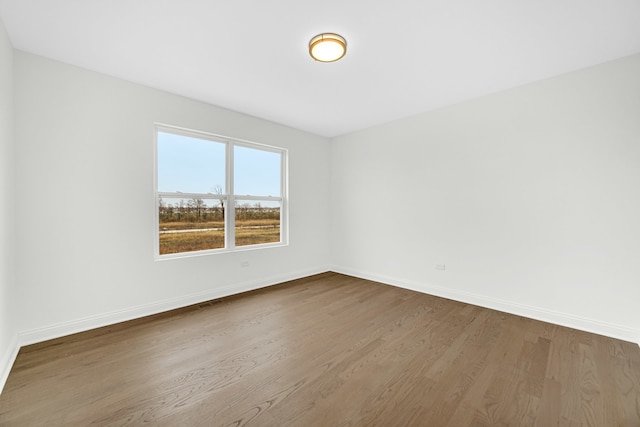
[{"left": 436, "top": 264, "right": 446, "bottom": 271}]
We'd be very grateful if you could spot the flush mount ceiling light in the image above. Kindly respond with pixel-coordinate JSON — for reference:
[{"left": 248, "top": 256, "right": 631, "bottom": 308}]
[{"left": 309, "top": 33, "right": 347, "bottom": 62}]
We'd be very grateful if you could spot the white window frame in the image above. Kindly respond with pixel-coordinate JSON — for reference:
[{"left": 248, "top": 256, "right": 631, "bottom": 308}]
[{"left": 154, "top": 124, "right": 288, "bottom": 259}]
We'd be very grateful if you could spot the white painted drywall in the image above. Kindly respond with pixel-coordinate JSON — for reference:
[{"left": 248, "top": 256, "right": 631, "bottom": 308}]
[
  {"left": 0, "top": 17, "right": 17, "bottom": 391},
  {"left": 331, "top": 54, "right": 640, "bottom": 342},
  {"left": 13, "top": 51, "right": 331, "bottom": 342}
]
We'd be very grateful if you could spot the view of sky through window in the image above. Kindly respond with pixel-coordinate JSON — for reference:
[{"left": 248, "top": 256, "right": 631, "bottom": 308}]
[
  {"left": 157, "top": 131, "right": 281, "bottom": 196},
  {"left": 234, "top": 145, "right": 281, "bottom": 196},
  {"left": 157, "top": 132, "right": 225, "bottom": 194}
]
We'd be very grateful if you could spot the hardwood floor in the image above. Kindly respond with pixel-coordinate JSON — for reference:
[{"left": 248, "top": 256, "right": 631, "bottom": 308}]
[{"left": 1, "top": 272, "right": 639, "bottom": 426}]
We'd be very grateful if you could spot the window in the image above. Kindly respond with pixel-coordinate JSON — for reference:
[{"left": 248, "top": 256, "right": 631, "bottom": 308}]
[{"left": 155, "top": 125, "right": 287, "bottom": 258}]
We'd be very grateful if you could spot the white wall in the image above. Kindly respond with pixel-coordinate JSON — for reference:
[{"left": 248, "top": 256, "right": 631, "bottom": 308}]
[
  {"left": 0, "top": 17, "right": 17, "bottom": 390},
  {"left": 13, "top": 51, "right": 331, "bottom": 343},
  {"left": 331, "top": 54, "right": 640, "bottom": 343}
]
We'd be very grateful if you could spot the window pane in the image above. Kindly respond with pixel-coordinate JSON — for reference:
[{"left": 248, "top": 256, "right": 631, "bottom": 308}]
[
  {"left": 234, "top": 146, "right": 281, "bottom": 196},
  {"left": 156, "top": 127, "right": 286, "bottom": 258},
  {"left": 157, "top": 132, "right": 226, "bottom": 194},
  {"left": 235, "top": 200, "right": 280, "bottom": 247},
  {"left": 158, "top": 197, "right": 225, "bottom": 254}
]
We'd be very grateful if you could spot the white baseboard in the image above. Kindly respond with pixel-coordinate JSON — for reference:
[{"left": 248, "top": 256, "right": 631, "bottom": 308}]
[
  {"left": 18, "top": 266, "right": 330, "bottom": 347},
  {"left": 331, "top": 265, "right": 640, "bottom": 345},
  {"left": 0, "top": 333, "right": 19, "bottom": 395}
]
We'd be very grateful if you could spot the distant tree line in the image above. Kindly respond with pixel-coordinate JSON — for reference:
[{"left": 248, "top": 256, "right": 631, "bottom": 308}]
[{"left": 159, "top": 198, "right": 279, "bottom": 223}]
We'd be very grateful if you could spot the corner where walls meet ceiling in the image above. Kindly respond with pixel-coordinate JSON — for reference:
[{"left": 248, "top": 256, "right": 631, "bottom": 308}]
[{"left": 0, "top": 0, "right": 639, "bottom": 137}]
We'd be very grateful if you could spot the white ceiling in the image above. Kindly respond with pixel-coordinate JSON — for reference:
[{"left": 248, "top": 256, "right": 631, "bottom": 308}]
[{"left": 1, "top": 0, "right": 639, "bottom": 137}]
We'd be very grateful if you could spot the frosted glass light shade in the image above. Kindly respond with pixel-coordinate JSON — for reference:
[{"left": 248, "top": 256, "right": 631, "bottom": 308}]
[{"left": 309, "top": 33, "right": 347, "bottom": 62}]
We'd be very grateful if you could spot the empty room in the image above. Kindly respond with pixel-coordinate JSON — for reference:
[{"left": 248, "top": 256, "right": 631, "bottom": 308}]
[{"left": 1, "top": 1, "right": 640, "bottom": 425}]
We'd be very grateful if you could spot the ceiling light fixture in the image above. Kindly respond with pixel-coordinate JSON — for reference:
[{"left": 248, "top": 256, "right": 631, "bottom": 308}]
[{"left": 309, "top": 33, "right": 347, "bottom": 62}]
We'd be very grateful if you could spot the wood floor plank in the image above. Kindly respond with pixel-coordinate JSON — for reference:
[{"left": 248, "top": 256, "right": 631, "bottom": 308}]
[{"left": 1, "top": 272, "right": 639, "bottom": 426}]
